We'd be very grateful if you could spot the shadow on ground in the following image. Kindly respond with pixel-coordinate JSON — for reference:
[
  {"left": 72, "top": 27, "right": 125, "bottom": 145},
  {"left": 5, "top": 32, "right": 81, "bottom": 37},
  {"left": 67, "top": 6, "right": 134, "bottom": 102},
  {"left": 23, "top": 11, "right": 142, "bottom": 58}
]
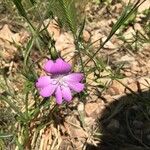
[{"left": 86, "top": 90, "right": 150, "bottom": 150}]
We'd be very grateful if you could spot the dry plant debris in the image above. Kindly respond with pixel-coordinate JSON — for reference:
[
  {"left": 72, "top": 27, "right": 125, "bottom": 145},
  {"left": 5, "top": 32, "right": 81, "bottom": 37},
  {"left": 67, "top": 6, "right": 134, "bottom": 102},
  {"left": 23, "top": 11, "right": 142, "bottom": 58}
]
[{"left": 0, "top": 0, "right": 150, "bottom": 149}]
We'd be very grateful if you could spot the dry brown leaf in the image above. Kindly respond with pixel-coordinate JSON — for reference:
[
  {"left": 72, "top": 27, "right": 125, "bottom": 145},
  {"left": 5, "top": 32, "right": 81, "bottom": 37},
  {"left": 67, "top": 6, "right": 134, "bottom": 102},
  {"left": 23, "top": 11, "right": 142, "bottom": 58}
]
[
  {"left": 85, "top": 102, "right": 105, "bottom": 119},
  {"left": 0, "top": 24, "right": 20, "bottom": 43},
  {"left": 55, "top": 32, "right": 75, "bottom": 63}
]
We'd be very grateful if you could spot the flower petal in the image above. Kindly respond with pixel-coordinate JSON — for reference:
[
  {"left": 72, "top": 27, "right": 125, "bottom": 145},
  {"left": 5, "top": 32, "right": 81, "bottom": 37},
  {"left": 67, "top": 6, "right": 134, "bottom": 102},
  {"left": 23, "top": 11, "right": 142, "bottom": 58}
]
[
  {"left": 39, "top": 84, "right": 57, "bottom": 97},
  {"left": 64, "top": 73, "right": 84, "bottom": 82},
  {"left": 44, "top": 60, "right": 54, "bottom": 73},
  {"left": 67, "top": 82, "right": 84, "bottom": 93},
  {"left": 44, "top": 58, "right": 71, "bottom": 74},
  {"left": 36, "top": 76, "right": 51, "bottom": 88},
  {"left": 61, "top": 86, "right": 72, "bottom": 101},
  {"left": 55, "top": 86, "right": 63, "bottom": 104}
]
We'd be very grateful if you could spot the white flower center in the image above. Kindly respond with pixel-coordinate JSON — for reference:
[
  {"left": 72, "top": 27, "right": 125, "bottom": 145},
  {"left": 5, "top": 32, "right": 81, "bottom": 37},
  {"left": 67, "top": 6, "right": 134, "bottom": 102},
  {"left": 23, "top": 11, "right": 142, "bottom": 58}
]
[{"left": 52, "top": 75, "right": 67, "bottom": 87}]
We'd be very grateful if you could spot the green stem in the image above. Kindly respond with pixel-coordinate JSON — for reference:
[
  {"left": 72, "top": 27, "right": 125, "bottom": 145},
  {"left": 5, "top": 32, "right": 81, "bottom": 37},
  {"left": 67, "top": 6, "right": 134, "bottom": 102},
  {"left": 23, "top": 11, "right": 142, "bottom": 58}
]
[
  {"left": 74, "top": 39, "right": 86, "bottom": 83},
  {"left": 84, "top": 0, "right": 145, "bottom": 66},
  {"left": 25, "top": 92, "right": 29, "bottom": 120}
]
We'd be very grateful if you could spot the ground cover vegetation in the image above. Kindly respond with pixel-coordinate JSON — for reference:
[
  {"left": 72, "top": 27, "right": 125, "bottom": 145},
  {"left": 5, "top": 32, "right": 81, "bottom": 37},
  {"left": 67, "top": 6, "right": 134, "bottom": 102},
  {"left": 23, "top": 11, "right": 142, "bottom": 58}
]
[{"left": 0, "top": 0, "right": 150, "bottom": 149}]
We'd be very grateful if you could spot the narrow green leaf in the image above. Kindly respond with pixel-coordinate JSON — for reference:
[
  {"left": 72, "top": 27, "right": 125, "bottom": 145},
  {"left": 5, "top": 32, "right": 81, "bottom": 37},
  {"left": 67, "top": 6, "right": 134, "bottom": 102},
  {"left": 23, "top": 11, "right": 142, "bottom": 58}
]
[
  {"left": 48, "top": 0, "right": 77, "bottom": 35},
  {"left": 24, "top": 37, "right": 35, "bottom": 68},
  {"left": 1, "top": 96, "right": 25, "bottom": 120},
  {"left": 12, "top": 0, "right": 27, "bottom": 18},
  {"left": 78, "top": 17, "right": 86, "bottom": 40}
]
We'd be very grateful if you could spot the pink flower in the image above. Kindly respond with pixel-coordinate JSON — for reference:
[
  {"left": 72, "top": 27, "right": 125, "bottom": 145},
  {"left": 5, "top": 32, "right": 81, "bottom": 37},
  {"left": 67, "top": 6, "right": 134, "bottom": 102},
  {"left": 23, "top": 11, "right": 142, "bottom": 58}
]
[{"left": 36, "top": 58, "right": 84, "bottom": 104}]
